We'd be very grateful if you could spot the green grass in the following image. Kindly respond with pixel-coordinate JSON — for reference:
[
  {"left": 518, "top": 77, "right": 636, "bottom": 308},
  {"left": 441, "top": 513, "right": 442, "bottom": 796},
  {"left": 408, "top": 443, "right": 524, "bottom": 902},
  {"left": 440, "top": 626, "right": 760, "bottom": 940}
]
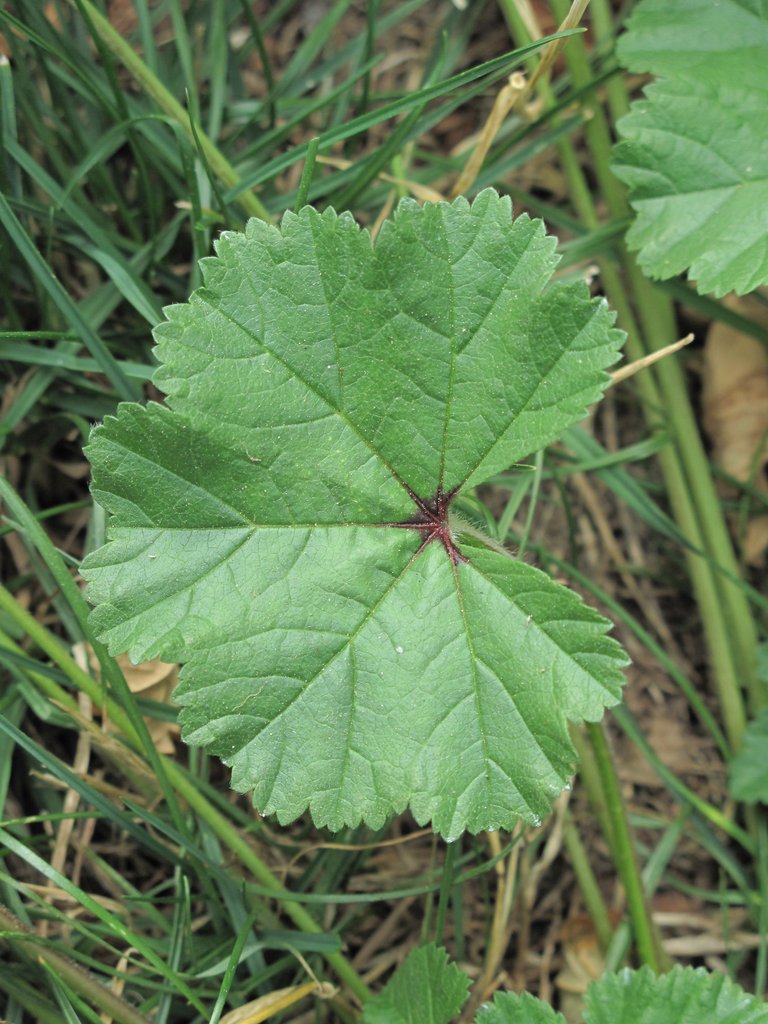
[{"left": 1, "top": 1, "right": 766, "bottom": 1021}]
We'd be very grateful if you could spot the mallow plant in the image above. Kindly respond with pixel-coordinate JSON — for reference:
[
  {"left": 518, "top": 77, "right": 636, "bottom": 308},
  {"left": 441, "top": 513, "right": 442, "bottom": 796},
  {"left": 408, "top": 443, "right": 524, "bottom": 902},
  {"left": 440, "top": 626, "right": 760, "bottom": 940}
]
[
  {"left": 81, "top": 188, "right": 629, "bottom": 841},
  {"left": 4, "top": 1, "right": 767, "bottom": 1019},
  {"left": 612, "top": 0, "right": 768, "bottom": 297},
  {"left": 360, "top": 944, "right": 768, "bottom": 1024}
]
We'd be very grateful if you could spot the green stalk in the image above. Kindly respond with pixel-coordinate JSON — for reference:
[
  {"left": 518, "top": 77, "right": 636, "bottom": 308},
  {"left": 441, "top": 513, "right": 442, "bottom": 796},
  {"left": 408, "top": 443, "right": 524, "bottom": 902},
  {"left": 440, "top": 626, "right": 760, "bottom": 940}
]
[
  {"left": 496, "top": 0, "right": 542, "bottom": 79},
  {"left": 0, "top": 905, "right": 151, "bottom": 1024},
  {"left": 294, "top": 136, "right": 321, "bottom": 212},
  {"left": 585, "top": 0, "right": 629, "bottom": 125},
  {"left": 70, "top": 0, "right": 270, "bottom": 223},
  {"left": 433, "top": 839, "right": 459, "bottom": 947},
  {"left": 562, "top": 814, "right": 613, "bottom": 951},
  {"left": 628, "top": 269, "right": 760, "bottom": 714},
  {"left": 569, "top": 724, "right": 616, "bottom": 852},
  {"left": 586, "top": 723, "right": 666, "bottom": 971},
  {"left": 577, "top": 263, "right": 747, "bottom": 748},
  {"left": 0, "top": 583, "right": 370, "bottom": 1004},
  {"left": 621, "top": 279, "right": 754, "bottom": 742}
]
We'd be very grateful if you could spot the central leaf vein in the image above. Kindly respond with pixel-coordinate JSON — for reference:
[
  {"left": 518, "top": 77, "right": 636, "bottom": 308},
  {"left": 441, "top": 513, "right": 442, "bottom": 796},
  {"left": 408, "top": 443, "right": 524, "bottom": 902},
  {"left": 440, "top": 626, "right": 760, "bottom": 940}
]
[
  {"left": 449, "top": 559, "right": 492, "bottom": 793},
  {"left": 247, "top": 544, "right": 425, "bottom": 809}
]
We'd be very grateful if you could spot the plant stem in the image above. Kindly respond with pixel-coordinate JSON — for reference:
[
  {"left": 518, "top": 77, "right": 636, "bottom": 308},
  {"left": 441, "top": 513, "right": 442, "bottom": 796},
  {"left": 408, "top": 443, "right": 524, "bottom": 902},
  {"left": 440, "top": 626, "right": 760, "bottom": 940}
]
[
  {"left": 586, "top": 722, "right": 666, "bottom": 971},
  {"left": 433, "top": 839, "right": 459, "bottom": 946},
  {"left": 563, "top": 814, "right": 613, "bottom": 950},
  {"left": 294, "top": 136, "right": 321, "bottom": 212},
  {"left": 496, "top": 0, "right": 542, "bottom": 70},
  {"left": 569, "top": 724, "right": 616, "bottom": 853},
  {"left": 586, "top": 0, "right": 630, "bottom": 124},
  {"left": 629, "top": 266, "right": 761, "bottom": 716}
]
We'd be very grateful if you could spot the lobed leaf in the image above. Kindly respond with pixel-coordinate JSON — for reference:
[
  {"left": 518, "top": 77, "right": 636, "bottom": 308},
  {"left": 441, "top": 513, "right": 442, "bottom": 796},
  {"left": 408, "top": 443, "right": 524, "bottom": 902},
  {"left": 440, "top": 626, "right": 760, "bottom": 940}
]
[
  {"left": 476, "top": 992, "right": 565, "bottom": 1023},
  {"left": 361, "top": 944, "right": 469, "bottom": 1024},
  {"left": 362, "top": 957, "right": 768, "bottom": 1024},
  {"left": 584, "top": 965, "right": 768, "bottom": 1024},
  {"left": 613, "top": 0, "right": 768, "bottom": 296},
  {"left": 615, "top": 0, "right": 768, "bottom": 83},
  {"left": 728, "top": 709, "right": 768, "bottom": 804},
  {"left": 82, "top": 190, "right": 627, "bottom": 838}
]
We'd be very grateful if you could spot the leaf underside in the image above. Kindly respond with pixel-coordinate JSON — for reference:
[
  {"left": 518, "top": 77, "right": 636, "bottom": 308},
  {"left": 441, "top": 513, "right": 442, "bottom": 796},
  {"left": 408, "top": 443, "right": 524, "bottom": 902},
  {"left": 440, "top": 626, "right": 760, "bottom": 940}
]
[
  {"left": 82, "top": 190, "right": 627, "bottom": 839},
  {"left": 613, "top": 0, "right": 768, "bottom": 297}
]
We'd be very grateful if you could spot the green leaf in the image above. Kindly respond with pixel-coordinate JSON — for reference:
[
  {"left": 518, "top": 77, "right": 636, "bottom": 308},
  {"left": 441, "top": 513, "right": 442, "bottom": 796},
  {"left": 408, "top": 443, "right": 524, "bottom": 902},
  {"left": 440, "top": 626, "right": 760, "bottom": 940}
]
[
  {"left": 472, "top": 968, "right": 768, "bottom": 1024},
  {"left": 615, "top": 0, "right": 768, "bottom": 83},
  {"left": 360, "top": 958, "right": 768, "bottom": 1024},
  {"left": 583, "top": 965, "right": 768, "bottom": 1024},
  {"left": 476, "top": 991, "right": 565, "bottom": 1023},
  {"left": 729, "top": 709, "right": 768, "bottom": 803},
  {"left": 361, "top": 944, "right": 469, "bottom": 1024},
  {"left": 82, "top": 190, "right": 627, "bottom": 838},
  {"left": 613, "top": 0, "right": 768, "bottom": 297}
]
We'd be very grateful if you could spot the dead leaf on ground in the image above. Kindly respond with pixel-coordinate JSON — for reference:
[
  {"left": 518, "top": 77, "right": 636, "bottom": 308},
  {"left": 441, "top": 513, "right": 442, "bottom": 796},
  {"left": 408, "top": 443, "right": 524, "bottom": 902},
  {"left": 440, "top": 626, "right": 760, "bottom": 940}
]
[
  {"left": 554, "top": 914, "right": 610, "bottom": 1024},
  {"left": 702, "top": 291, "right": 768, "bottom": 565},
  {"left": 219, "top": 981, "right": 336, "bottom": 1024},
  {"left": 619, "top": 695, "right": 722, "bottom": 787},
  {"left": 74, "top": 644, "right": 180, "bottom": 754},
  {"left": 109, "top": 653, "right": 180, "bottom": 754}
]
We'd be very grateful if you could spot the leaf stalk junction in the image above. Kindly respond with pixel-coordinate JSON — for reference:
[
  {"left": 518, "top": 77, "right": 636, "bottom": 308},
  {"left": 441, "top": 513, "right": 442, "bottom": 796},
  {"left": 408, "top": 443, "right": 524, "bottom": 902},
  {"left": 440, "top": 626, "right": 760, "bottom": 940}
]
[{"left": 395, "top": 485, "right": 467, "bottom": 565}]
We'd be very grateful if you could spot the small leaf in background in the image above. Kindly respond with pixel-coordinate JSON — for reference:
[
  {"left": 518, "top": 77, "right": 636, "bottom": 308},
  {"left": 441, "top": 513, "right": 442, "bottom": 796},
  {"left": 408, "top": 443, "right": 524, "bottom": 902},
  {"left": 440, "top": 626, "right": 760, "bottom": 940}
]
[
  {"left": 729, "top": 709, "right": 768, "bottom": 804},
  {"left": 362, "top": 958, "right": 768, "bottom": 1024},
  {"left": 583, "top": 965, "right": 768, "bottom": 1024},
  {"left": 361, "top": 944, "right": 469, "bottom": 1024},
  {"left": 82, "top": 190, "right": 627, "bottom": 838},
  {"left": 702, "top": 292, "right": 768, "bottom": 565},
  {"left": 475, "top": 991, "right": 566, "bottom": 1023},
  {"left": 612, "top": 0, "right": 768, "bottom": 297}
]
